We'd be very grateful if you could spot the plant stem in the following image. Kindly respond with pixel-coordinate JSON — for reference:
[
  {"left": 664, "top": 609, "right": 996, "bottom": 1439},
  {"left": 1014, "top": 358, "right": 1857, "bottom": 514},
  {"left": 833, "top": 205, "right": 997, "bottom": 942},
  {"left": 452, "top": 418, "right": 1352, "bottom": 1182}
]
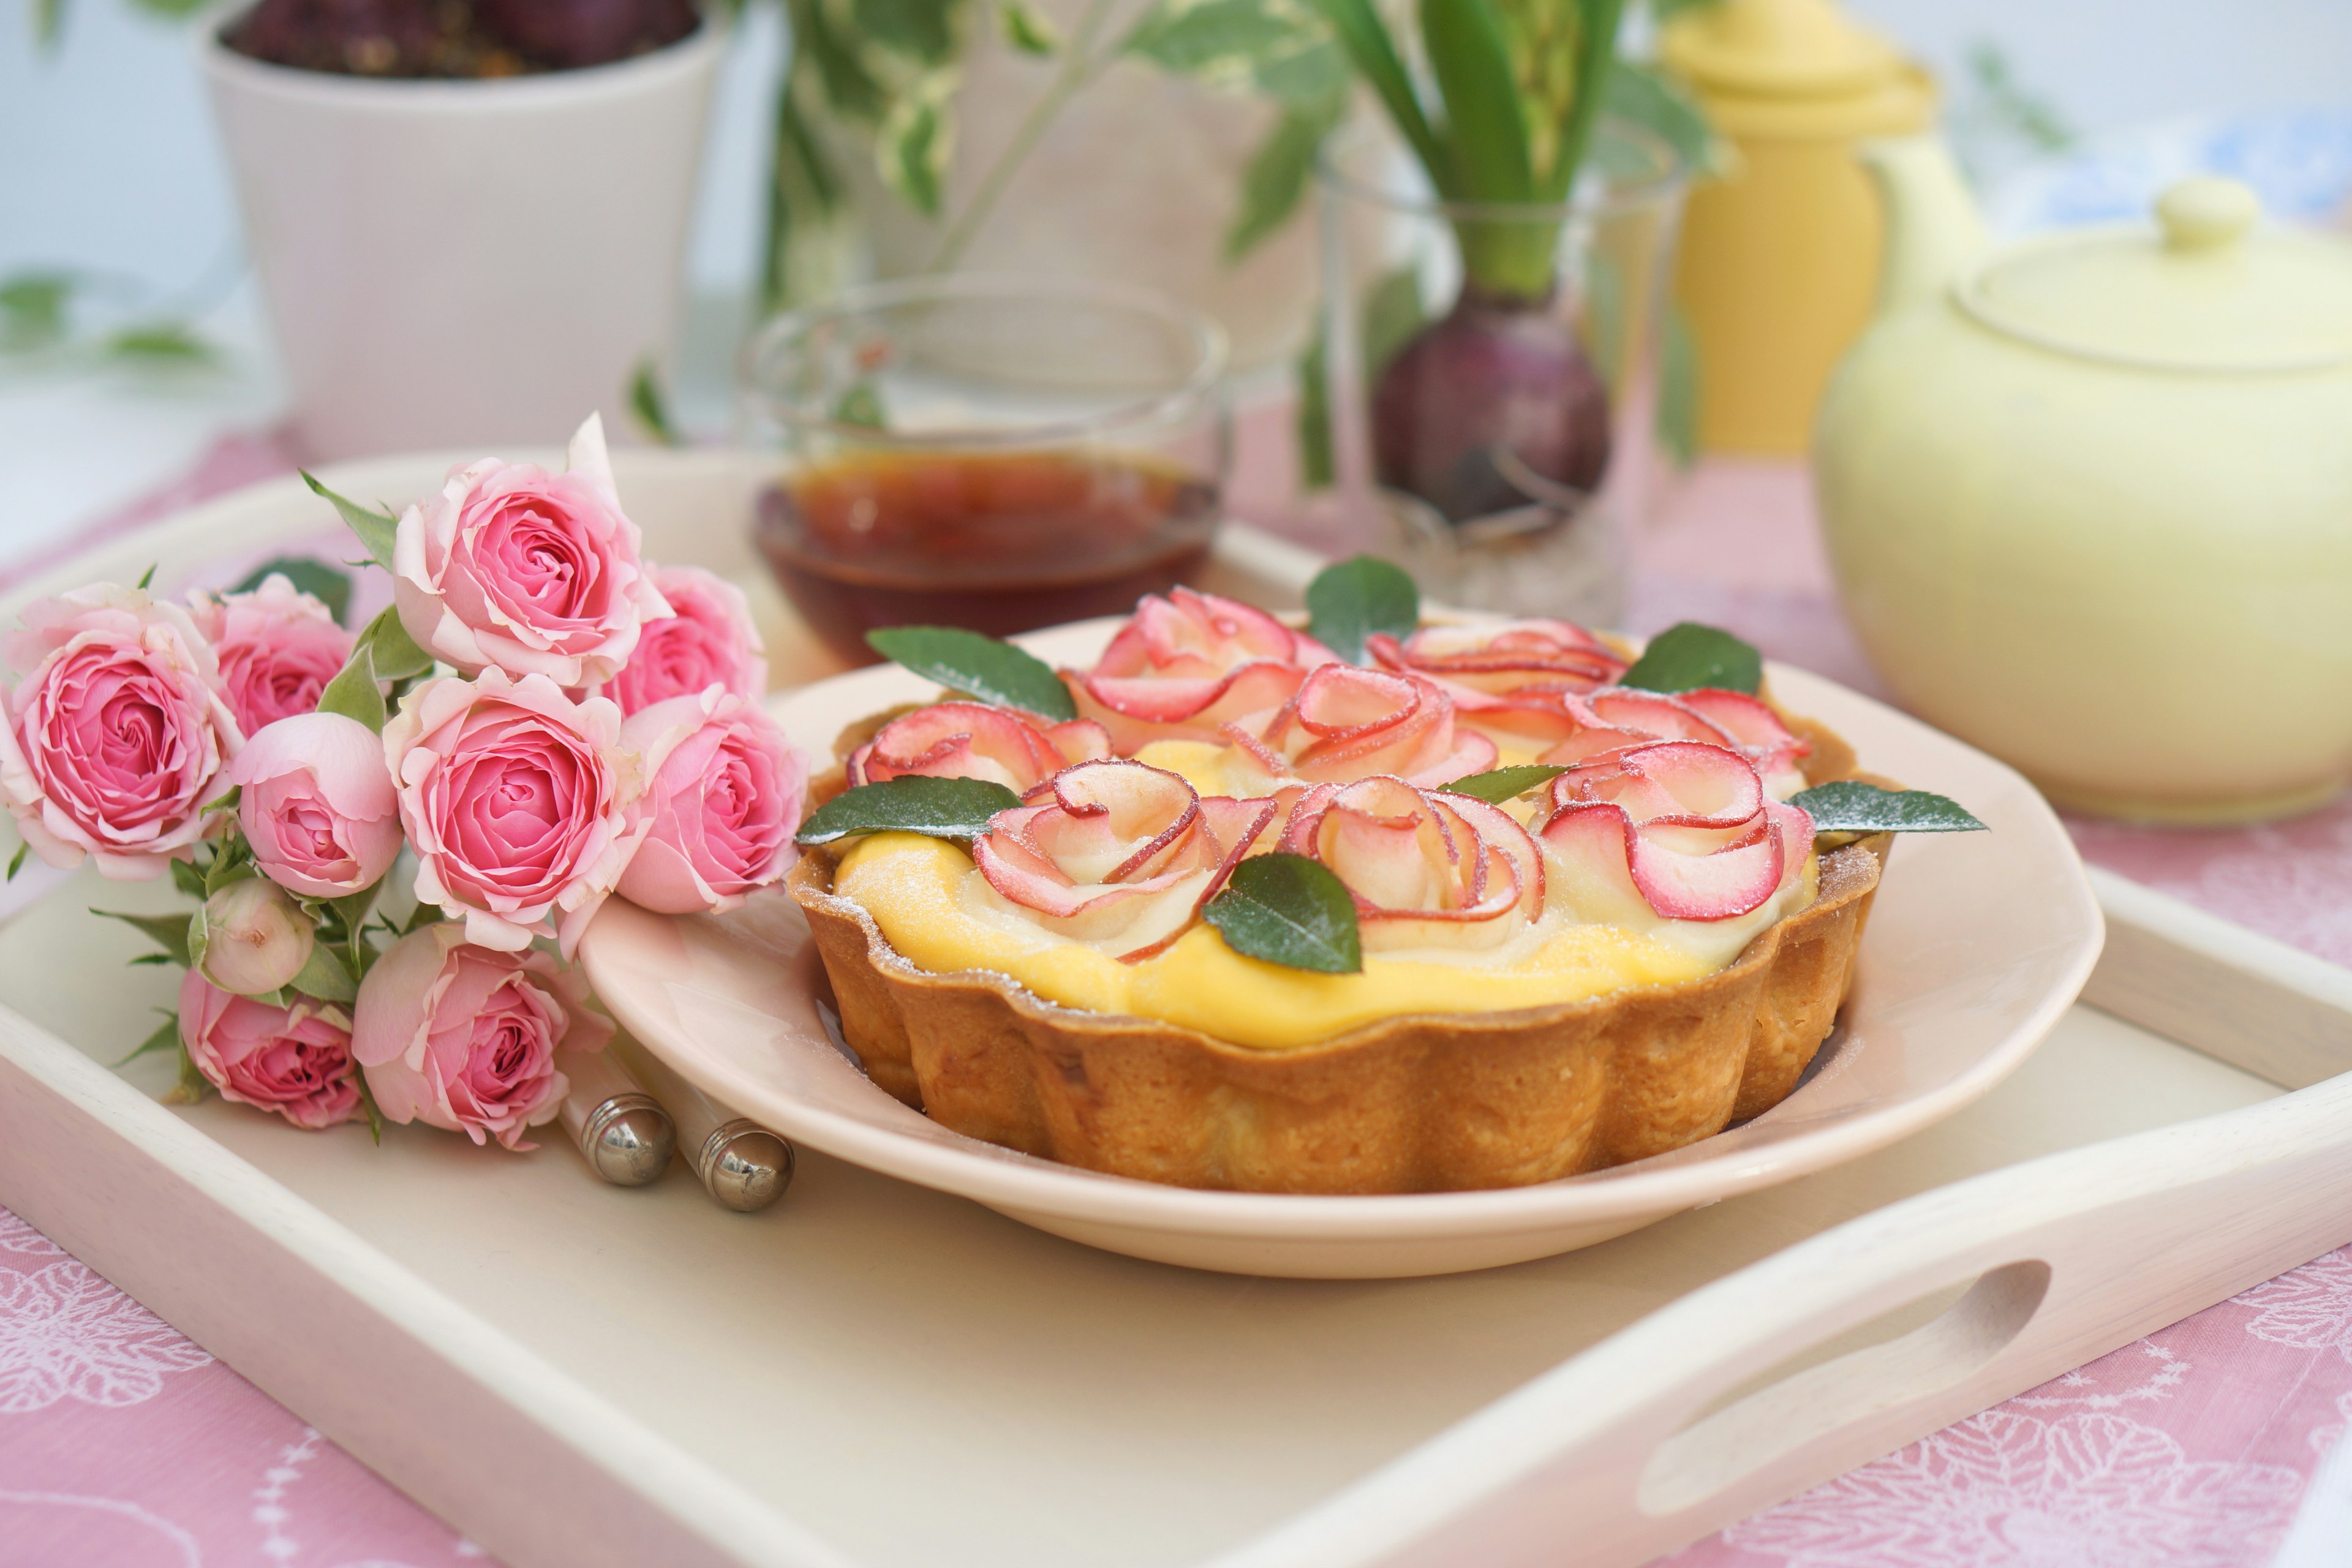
[{"left": 923, "top": 0, "right": 1122, "bottom": 274}]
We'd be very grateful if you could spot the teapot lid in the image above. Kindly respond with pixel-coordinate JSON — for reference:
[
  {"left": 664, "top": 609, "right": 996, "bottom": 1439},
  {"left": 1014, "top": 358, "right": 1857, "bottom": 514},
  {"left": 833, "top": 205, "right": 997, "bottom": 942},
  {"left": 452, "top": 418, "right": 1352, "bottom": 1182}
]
[
  {"left": 1661, "top": 0, "right": 1911, "bottom": 98},
  {"left": 1958, "top": 178, "right": 2352, "bottom": 373}
]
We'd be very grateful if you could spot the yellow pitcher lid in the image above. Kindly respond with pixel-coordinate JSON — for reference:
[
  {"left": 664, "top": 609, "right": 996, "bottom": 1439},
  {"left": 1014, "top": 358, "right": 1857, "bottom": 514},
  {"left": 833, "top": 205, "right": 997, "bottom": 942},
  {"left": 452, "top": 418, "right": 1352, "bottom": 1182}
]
[
  {"left": 1660, "top": 0, "right": 1931, "bottom": 138},
  {"left": 1958, "top": 178, "right": 2352, "bottom": 373}
]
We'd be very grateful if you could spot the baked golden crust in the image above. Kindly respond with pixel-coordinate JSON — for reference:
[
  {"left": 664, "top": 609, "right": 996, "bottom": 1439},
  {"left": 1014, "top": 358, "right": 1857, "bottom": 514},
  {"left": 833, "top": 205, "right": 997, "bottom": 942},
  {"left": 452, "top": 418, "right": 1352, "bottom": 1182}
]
[{"left": 788, "top": 834, "right": 1886, "bottom": 1194}]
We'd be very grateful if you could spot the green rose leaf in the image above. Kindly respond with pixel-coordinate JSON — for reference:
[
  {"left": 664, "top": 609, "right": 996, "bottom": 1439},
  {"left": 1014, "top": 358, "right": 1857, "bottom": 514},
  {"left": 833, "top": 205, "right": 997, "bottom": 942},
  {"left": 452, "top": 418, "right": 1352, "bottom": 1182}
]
[
  {"left": 1619, "top": 622, "right": 1763, "bottom": 695},
  {"left": 795, "top": 776, "right": 1024, "bottom": 846},
  {"left": 354, "top": 604, "right": 434, "bottom": 682},
  {"left": 315, "top": 641, "right": 388, "bottom": 734},
  {"left": 287, "top": 941, "right": 358, "bottom": 1005},
  {"left": 1305, "top": 553, "right": 1419, "bottom": 663},
  {"left": 232, "top": 556, "right": 354, "bottom": 627},
  {"left": 94, "top": 908, "right": 194, "bottom": 968},
  {"left": 301, "top": 470, "right": 399, "bottom": 573},
  {"left": 1202, "top": 852, "right": 1362, "bottom": 974},
  {"left": 865, "top": 625, "right": 1077, "bottom": 720},
  {"left": 1790, "top": 780, "right": 1988, "bottom": 836},
  {"left": 1440, "top": 763, "right": 1568, "bottom": 804}
]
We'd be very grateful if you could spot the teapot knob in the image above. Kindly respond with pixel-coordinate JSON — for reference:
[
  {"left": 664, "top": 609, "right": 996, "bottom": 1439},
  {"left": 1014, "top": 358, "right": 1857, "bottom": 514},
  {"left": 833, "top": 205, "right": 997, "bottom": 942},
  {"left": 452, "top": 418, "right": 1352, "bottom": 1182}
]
[{"left": 2157, "top": 177, "right": 2261, "bottom": 252}]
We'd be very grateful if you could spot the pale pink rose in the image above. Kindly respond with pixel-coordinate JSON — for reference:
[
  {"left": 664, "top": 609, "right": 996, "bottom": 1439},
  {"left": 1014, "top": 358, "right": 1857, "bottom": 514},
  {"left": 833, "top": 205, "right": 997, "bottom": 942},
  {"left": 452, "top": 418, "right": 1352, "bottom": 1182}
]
[
  {"left": 616, "top": 688, "right": 807, "bottom": 914},
  {"left": 386, "top": 669, "right": 639, "bottom": 956},
  {"left": 600, "top": 565, "right": 766, "bottom": 715},
  {"left": 231, "top": 711, "right": 404, "bottom": 899},
  {"left": 0, "top": 584, "right": 242, "bottom": 879},
  {"left": 186, "top": 573, "right": 356, "bottom": 736},
  {"left": 177, "top": 968, "right": 361, "bottom": 1130},
  {"left": 350, "top": 923, "right": 613, "bottom": 1150},
  {"left": 391, "top": 413, "right": 671, "bottom": 687}
]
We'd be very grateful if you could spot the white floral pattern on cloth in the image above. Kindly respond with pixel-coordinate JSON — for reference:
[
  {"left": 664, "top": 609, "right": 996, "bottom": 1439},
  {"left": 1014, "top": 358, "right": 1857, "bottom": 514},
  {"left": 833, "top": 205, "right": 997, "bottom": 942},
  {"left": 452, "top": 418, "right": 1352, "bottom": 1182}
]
[
  {"left": 2237, "top": 1246, "right": 2352, "bottom": 1360},
  {"left": 0, "top": 1256, "right": 213, "bottom": 1413}
]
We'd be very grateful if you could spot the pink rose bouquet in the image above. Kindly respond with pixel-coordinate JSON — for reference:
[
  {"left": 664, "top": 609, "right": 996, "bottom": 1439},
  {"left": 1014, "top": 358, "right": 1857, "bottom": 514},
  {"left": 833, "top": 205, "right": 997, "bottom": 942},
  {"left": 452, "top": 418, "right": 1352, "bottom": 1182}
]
[
  {"left": 177, "top": 969, "right": 361, "bottom": 1129},
  {"left": 600, "top": 564, "right": 766, "bottom": 715},
  {"left": 0, "top": 584, "right": 241, "bottom": 878},
  {"left": 392, "top": 413, "right": 671, "bottom": 688},
  {"left": 386, "top": 669, "right": 637, "bottom": 955},
  {"left": 616, "top": 688, "right": 807, "bottom": 915},
  {"left": 232, "top": 710, "right": 404, "bottom": 898},
  {"left": 352, "top": 923, "right": 613, "bottom": 1150},
  {"left": 187, "top": 573, "right": 355, "bottom": 736}
]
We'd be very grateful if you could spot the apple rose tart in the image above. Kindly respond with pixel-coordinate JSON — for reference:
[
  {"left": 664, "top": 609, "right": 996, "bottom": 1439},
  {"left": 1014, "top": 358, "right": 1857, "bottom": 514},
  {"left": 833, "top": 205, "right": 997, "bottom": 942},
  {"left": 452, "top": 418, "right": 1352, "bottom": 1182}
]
[{"left": 790, "top": 566, "right": 1979, "bottom": 1194}]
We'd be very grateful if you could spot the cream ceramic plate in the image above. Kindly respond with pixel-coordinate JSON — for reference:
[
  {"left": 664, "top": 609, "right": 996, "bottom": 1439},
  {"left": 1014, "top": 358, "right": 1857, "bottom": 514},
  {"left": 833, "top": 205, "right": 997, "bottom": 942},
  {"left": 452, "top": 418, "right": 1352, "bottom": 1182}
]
[{"left": 578, "top": 619, "right": 2104, "bottom": 1278}]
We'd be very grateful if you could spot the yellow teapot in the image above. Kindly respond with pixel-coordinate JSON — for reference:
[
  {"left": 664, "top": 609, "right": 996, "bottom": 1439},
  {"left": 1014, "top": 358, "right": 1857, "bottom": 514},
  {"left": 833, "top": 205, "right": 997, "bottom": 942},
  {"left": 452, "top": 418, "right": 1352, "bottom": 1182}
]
[{"left": 1815, "top": 137, "right": 2352, "bottom": 824}]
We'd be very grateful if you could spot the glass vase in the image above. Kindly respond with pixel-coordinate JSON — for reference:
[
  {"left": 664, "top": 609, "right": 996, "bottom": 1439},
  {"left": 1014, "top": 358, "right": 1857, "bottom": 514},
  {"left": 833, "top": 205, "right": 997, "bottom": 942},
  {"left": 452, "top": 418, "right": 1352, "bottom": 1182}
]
[{"left": 1314, "top": 122, "right": 1689, "bottom": 625}]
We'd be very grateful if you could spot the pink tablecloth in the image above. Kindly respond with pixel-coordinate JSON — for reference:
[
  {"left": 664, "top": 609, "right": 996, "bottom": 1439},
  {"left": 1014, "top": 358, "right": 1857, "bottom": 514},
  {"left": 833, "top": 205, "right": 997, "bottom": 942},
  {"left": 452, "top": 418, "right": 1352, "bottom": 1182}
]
[{"left": 5, "top": 445, "right": 2350, "bottom": 1568}]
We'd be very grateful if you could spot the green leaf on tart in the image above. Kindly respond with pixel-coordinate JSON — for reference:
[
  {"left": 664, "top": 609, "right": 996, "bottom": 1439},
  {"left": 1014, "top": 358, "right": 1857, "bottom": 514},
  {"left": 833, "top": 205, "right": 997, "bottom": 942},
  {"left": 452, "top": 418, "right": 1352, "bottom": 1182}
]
[
  {"left": 232, "top": 556, "right": 353, "bottom": 626},
  {"left": 1790, "top": 780, "right": 1988, "bottom": 835},
  {"left": 1440, "top": 763, "right": 1569, "bottom": 804},
  {"left": 1202, "top": 853, "right": 1363, "bottom": 975},
  {"left": 94, "top": 908, "right": 194, "bottom": 968},
  {"left": 795, "top": 776, "right": 1024, "bottom": 846},
  {"left": 865, "top": 625, "right": 1077, "bottom": 721},
  {"left": 301, "top": 470, "right": 400, "bottom": 574},
  {"left": 1619, "top": 622, "right": 1763, "bottom": 696},
  {"left": 1305, "top": 554, "right": 1419, "bottom": 663}
]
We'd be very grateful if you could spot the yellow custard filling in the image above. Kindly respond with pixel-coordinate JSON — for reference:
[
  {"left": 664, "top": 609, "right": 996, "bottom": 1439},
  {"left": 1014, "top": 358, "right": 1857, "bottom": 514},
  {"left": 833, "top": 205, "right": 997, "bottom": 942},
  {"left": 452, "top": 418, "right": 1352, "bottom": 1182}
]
[{"left": 831, "top": 833, "right": 1818, "bottom": 1052}]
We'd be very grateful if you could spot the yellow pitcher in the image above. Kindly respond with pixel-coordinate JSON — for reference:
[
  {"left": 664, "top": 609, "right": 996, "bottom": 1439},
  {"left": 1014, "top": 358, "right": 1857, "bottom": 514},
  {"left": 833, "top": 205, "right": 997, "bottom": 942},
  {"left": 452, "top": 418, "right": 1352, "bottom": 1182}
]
[{"left": 1663, "top": 0, "right": 1934, "bottom": 454}]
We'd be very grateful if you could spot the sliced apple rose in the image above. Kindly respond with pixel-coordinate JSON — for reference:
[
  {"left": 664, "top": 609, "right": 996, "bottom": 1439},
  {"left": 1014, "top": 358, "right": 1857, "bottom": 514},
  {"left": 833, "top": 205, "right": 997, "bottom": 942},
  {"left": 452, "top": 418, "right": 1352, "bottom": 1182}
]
[
  {"left": 1539, "top": 688, "right": 1812, "bottom": 797},
  {"left": 1538, "top": 741, "right": 1813, "bottom": 922},
  {"left": 1276, "top": 775, "right": 1543, "bottom": 952},
  {"left": 1365, "top": 619, "right": 1627, "bottom": 741},
  {"left": 848, "top": 701, "right": 1112, "bottom": 791},
  {"left": 1063, "top": 587, "right": 1335, "bottom": 751},
  {"left": 973, "top": 760, "right": 1279, "bottom": 960},
  {"left": 1232, "top": 665, "right": 1498, "bottom": 789}
]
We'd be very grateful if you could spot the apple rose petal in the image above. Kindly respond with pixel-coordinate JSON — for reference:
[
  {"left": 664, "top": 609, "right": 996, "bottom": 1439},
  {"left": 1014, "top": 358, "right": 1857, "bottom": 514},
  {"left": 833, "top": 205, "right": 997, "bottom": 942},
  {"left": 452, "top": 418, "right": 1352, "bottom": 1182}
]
[
  {"left": 1063, "top": 588, "right": 1332, "bottom": 749},
  {"left": 848, "top": 701, "right": 1101, "bottom": 792},
  {"left": 1259, "top": 666, "right": 1498, "bottom": 788},
  {"left": 1366, "top": 619, "right": 1627, "bottom": 741},
  {"left": 973, "top": 759, "right": 1225, "bottom": 954},
  {"left": 1278, "top": 775, "right": 1542, "bottom": 952},
  {"left": 1539, "top": 741, "right": 1803, "bottom": 921},
  {"left": 1675, "top": 687, "right": 1814, "bottom": 789}
]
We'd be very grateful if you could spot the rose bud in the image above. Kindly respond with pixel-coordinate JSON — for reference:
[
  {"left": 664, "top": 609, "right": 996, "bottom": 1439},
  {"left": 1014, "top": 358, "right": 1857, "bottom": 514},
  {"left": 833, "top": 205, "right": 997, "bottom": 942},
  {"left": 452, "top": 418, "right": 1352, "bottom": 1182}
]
[
  {"left": 385, "top": 668, "right": 636, "bottom": 956},
  {"left": 846, "top": 701, "right": 1109, "bottom": 792},
  {"left": 201, "top": 876, "right": 317, "bottom": 997},
  {"left": 599, "top": 564, "right": 767, "bottom": 716},
  {"left": 1278, "top": 776, "right": 1543, "bottom": 951},
  {"left": 231, "top": 711, "right": 403, "bottom": 899},
  {"left": 1065, "top": 588, "right": 1335, "bottom": 752},
  {"left": 0, "top": 583, "right": 241, "bottom": 879},
  {"left": 392, "top": 413, "right": 671, "bottom": 689},
  {"left": 971, "top": 759, "right": 1277, "bottom": 960},
  {"left": 616, "top": 688, "right": 809, "bottom": 915},
  {"left": 176, "top": 970, "right": 361, "bottom": 1129},
  {"left": 1243, "top": 665, "right": 1497, "bottom": 788},
  {"left": 1538, "top": 741, "right": 1813, "bottom": 922},
  {"left": 186, "top": 572, "right": 355, "bottom": 737},
  {"left": 352, "top": 923, "right": 615, "bottom": 1151}
]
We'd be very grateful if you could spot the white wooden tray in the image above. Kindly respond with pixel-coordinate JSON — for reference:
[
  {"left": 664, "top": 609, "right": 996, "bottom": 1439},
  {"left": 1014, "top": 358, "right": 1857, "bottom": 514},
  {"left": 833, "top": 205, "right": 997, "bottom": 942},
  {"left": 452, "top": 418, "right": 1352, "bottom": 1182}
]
[{"left": 1, "top": 450, "right": 2347, "bottom": 1568}]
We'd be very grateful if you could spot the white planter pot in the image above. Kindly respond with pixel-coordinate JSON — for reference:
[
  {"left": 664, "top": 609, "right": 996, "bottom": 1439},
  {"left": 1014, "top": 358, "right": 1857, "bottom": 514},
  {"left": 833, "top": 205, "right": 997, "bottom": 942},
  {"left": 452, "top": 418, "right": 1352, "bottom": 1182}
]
[{"left": 201, "top": 18, "right": 723, "bottom": 461}]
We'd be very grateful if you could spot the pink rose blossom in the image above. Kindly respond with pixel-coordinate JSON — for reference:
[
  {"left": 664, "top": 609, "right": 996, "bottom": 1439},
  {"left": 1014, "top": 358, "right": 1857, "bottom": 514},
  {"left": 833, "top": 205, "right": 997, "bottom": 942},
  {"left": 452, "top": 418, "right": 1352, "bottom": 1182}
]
[
  {"left": 600, "top": 564, "right": 767, "bottom": 715},
  {"left": 351, "top": 923, "right": 612, "bottom": 1150},
  {"left": 177, "top": 968, "right": 361, "bottom": 1129},
  {"left": 232, "top": 711, "right": 403, "bottom": 899},
  {"left": 616, "top": 688, "right": 807, "bottom": 914},
  {"left": 385, "top": 668, "right": 638, "bottom": 955},
  {"left": 186, "top": 573, "right": 355, "bottom": 736},
  {"left": 0, "top": 584, "right": 241, "bottom": 879},
  {"left": 391, "top": 413, "right": 671, "bottom": 687}
]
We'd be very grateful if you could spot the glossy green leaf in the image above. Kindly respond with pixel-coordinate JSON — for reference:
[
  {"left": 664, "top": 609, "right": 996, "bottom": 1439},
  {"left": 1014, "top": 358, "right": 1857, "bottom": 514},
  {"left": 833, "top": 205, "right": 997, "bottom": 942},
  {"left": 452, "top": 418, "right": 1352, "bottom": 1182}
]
[
  {"left": 1421, "top": 0, "right": 1532, "bottom": 202},
  {"left": 1619, "top": 622, "right": 1762, "bottom": 695},
  {"left": 1440, "top": 764, "right": 1568, "bottom": 804},
  {"left": 1305, "top": 554, "right": 1419, "bottom": 663},
  {"left": 795, "top": 776, "right": 1024, "bottom": 845},
  {"left": 1203, "top": 853, "right": 1361, "bottom": 973},
  {"left": 999, "top": 0, "right": 1058, "bottom": 53},
  {"left": 94, "top": 908, "right": 194, "bottom": 968},
  {"left": 315, "top": 641, "right": 388, "bottom": 733},
  {"left": 287, "top": 941, "right": 358, "bottom": 1005},
  {"left": 232, "top": 556, "right": 353, "bottom": 626},
  {"left": 1789, "top": 781, "right": 1988, "bottom": 835},
  {"left": 355, "top": 605, "right": 434, "bottom": 682},
  {"left": 168, "top": 858, "right": 208, "bottom": 900},
  {"left": 301, "top": 471, "right": 399, "bottom": 573},
  {"left": 866, "top": 625, "right": 1077, "bottom": 720}
]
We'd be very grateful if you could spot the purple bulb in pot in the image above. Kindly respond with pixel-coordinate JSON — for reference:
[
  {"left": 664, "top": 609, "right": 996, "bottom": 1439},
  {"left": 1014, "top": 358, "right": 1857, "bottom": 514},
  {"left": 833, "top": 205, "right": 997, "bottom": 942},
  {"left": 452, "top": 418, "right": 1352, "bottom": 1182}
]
[
  {"left": 1370, "top": 290, "right": 1613, "bottom": 527},
  {"left": 475, "top": 0, "right": 700, "bottom": 69}
]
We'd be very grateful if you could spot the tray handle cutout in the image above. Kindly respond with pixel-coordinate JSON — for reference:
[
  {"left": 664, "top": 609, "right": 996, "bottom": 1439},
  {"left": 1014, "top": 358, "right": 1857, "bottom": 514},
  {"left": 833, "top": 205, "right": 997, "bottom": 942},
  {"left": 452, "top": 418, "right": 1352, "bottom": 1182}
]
[{"left": 1637, "top": 1259, "right": 2051, "bottom": 1516}]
